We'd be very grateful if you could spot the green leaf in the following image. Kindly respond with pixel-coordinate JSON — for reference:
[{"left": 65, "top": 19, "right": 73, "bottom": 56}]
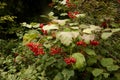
[
  {"left": 45, "top": 57, "right": 56, "bottom": 67},
  {"left": 69, "top": 23, "right": 79, "bottom": 26},
  {"left": 53, "top": 19, "right": 69, "bottom": 26},
  {"left": 80, "top": 24, "right": 89, "bottom": 29},
  {"left": 56, "top": 32, "right": 79, "bottom": 46},
  {"left": 48, "top": 12, "right": 54, "bottom": 16},
  {"left": 43, "top": 24, "right": 59, "bottom": 31},
  {"left": 52, "top": 0, "right": 59, "bottom": 2},
  {"left": 83, "top": 25, "right": 101, "bottom": 34},
  {"left": 82, "top": 34, "right": 95, "bottom": 44},
  {"left": 107, "top": 65, "right": 119, "bottom": 71},
  {"left": 83, "top": 28, "right": 93, "bottom": 34},
  {"left": 84, "top": 48, "right": 96, "bottom": 56},
  {"left": 87, "top": 57, "right": 97, "bottom": 66},
  {"left": 23, "top": 30, "right": 39, "bottom": 45},
  {"left": 111, "top": 23, "right": 120, "bottom": 27},
  {"left": 53, "top": 72, "right": 63, "bottom": 80},
  {"left": 76, "top": 14, "right": 86, "bottom": 18},
  {"left": 102, "top": 73, "right": 110, "bottom": 78},
  {"left": 89, "top": 25, "right": 101, "bottom": 30},
  {"left": 114, "top": 73, "right": 120, "bottom": 80},
  {"left": 60, "top": 13, "right": 68, "bottom": 16},
  {"left": 92, "top": 68, "right": 103, "bottom": 77},
  {"left": 30, "top": 22, "right": 39, "bottom": 28},
  {"left": 112, "top": 28, "right": 120, "bottom": 33},
  {"left": 93, "top": 76, "right": 102, "bottom": 80},
  {"left": 62, "top": 69, "right": 74, "bottom": 80},
  {"left": 100, "top": 58, "right": 114, "bottom": 67},
  {"left": 71, "top": 53, "right": 86, "bottom": 70},
  {"left": 101, "top": 32, "right": 112, "bottom": 40}
]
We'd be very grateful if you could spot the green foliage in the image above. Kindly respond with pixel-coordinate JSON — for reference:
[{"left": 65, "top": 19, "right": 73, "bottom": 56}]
[
  {"left": 92, "top": 68, "right": 103, "bottom": 77},
  {"left": 23, "top": 30, "right": 40, "bottom": 45},
  {"left": 100, "top": 58, "right": 114, "bottom": 67},
  {"left": 0, "top": 0, "right": 120, "bottom": 80},
  {"left": 71, "top": 53, "right": 86, "bottom": 70},
  {"left": 84, "top": 48, "right": 96, "bottom": 56}
]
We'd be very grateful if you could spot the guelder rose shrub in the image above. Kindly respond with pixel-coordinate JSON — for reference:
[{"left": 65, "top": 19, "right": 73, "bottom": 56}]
[
  {"left": 0, "top": 0, "right": 120, "bottom": 80},
  {"left": 20, "top": 0, "right": 120, "bottom": 79}
]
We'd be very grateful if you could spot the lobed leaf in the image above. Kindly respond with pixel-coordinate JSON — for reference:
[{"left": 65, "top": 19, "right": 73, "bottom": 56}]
[{"left": 92, "top": 68, "right": 103, "bottom": 77}]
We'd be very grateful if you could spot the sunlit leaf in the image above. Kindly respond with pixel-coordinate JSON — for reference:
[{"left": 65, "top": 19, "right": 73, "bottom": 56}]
[
  {"left": 89, "top": 25, "right": 101, "bottom": 30},
  {"left": 60, "top": 0, "right": 67, "bottom": 5},
  {"left": 76, "top": 14, "right": 86, "bottom": 18},
  {"left": 48, "top": 12, "right": 54, "bottom": 16},
  {"left": 60, "top": 13, "right": 68, "bottom": 16},
  {"left": 112, "top": 28, "right": 120, "bottom": 33},
  {"left": 101, "top": 32, "right": 112, "bottom": 40},
  {"left": 23, "top": 30, "right": 39, "bottom": 45},
  {"left": 81, "top": 34, "right": 95, "bottom": 44},
  {"left": 83, "top": 28, "right": 93, "bottom": 34},
  {"left": 79, "top": 24, "right": 89, "bottom": 29},
  {"left": 72, "top": 53, "right": 86, "bottom": 70},
  {"left": 30, "top": 22, "right": 40, "bottom": 28},
  {"left": 56, "top": 32, "right": 79, "bottom": 46},
  {"left": 53, "top": 19, "right": 69, "bottom": 26},
  {"left": 43, "top": 24, "right": 59, "bottom": 31}
]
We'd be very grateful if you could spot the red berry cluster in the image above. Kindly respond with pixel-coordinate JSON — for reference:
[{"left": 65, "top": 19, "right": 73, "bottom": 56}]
[
  {"left": 48, "top": 2, "right": 55, "bottom": 7},
  {"left": 90, "top": 40, "right": 99, "bottom": 46},
  {"left": 64, "top": 57, "right": 76, "bottom": 65},
  {"left": 118, "top": 0, "right": 120, "bottom": 3},
  {"left": 74, "top": 11, "right": 80, "bottom": 15},
  {"left": 39, "top": 23, "right": 44, "bottom": 28},
  {"left": 101, "top": 21, "right": 107, "bottom": 28},
  {"left": 39, "top": 23, "right": 47, "bottom": 35},
  {"left": 76, "top": 40, "right": 87, "bottom": 47},
  {"left": 67, "top": 11, "right": 79, "bottom": 19},
  {"left": 66, "top": 0, "right": 76, "bottom": 8},
  {"left": 50, "top": 47, "right": 61, "bottom": 55},
  {"left": 26, "top": 42, "right": 45, "bottom": 56},
  {"left": 41, "top": 29, "right": 47, "bottom": 35}
]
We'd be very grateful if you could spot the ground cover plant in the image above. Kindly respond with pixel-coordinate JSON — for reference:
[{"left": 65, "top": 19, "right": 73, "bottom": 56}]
[{"left": 0, "top": 0, "right": 120, "bottom": 80}]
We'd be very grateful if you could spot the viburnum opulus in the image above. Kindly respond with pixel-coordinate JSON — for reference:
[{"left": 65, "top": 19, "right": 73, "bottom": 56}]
[
  {"left": 50, "top": 47, "right": 62, "bottom": 55},
  {"left": 90, "top": 40, "right": 99, "bottom": 46},
  {"left": 26, "top": 42, "right": 45, "bottom": 56},
  {"left": 76, "top": 40, "right": 87, "bottom": 47},
  {"left": 64, "top": 57, "right": 76, "bottom": 65}
]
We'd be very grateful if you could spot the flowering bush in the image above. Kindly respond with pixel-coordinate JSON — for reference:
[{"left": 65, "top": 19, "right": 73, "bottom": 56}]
[{"left": 0, "top": 0, "right": 120, "bottom": 80}]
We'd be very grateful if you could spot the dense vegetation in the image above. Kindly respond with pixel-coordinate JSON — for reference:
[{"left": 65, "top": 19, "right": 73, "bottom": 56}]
[{"left": 0, "top": 0, "right": 120, "bottom": 80}]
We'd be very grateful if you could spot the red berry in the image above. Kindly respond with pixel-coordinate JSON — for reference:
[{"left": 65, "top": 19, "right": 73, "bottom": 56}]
[
  {"left": 41, "top": 29, "right": 47, "bottom": 35},
  {"left": 26, "top": 42, "right": 45, "bottom": 56},
  {"left": 50, "top": 47, "right": 61, "bottom": 55},
  {"left": 39, "top": 23, "right": 44, "bottom": 28},
  {"left": 76, "top": 40, "right": 86, "bottom": 47},
  {"left": 64, "top": 57, "right": 76, "bottom": 65},
  {"left": 101, "top": 22, "right": 107, "bottom": 28},
  {"left": 90, "top": 40, "right": 99, "bottom": 46},
  {"left": 118, "top": 0, "right": 120, "bottom": 3},
  {"left": 74, "top": 11, "right": 79, "bottom": 15},
  {"left": 67, "top": 12, "right": 76, "bottom": 19}
]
